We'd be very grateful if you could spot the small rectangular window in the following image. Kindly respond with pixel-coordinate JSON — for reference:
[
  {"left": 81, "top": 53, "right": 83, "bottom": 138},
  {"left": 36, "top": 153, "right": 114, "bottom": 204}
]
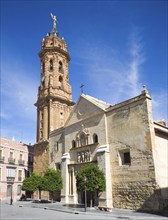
[
  {"left": 19, "top": 154, "right": 23, "bottom": 160},
  {"left": 18, "top": 170, "right": 22, "bottom": 181},
  {"left": 10, "top": 151, "right": 14, "bottom": 159},
  {"left": 0, "top": 149, "right": 4, "bottom": 162},
  {"left": 123, "top": 152, "right": 131, "bottom": 164},
  {"left": 55, "top": 142, "right": 59, "bottom": 152},
  {"left": 0, "top": 149, "right": 2, "bottom": 157},
  {"left": 118, "top": 149, "right": 131, "bottom": 166}
]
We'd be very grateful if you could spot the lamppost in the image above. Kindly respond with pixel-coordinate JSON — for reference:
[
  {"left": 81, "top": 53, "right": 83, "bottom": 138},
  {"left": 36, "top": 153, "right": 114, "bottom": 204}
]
[
  {"left": 84, "top": 176, "right": 87, "bottom": 212},
  {"left": 7, "top": 176, "right": 15, "bottom": 205}
]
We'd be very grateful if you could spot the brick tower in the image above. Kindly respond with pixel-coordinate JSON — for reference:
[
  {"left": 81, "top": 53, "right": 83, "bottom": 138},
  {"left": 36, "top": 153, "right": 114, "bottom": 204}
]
[{"left": 34, "top": 14, "right": 74, "bottom": 174}]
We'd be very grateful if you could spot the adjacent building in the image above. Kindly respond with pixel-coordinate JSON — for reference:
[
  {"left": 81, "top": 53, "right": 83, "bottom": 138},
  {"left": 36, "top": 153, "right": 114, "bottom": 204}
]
[
  {"left": 33, "top": 15, "right": 168, "bottom": 212},
  {"left": 0, "top": 137, "right": 34, "bottom": 202}
]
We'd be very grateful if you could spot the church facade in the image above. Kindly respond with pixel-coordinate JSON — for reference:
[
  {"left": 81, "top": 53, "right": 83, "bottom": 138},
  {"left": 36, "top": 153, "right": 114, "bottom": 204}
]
[{"left": 33, "top": 15, "right": 168, "bottom": 212}]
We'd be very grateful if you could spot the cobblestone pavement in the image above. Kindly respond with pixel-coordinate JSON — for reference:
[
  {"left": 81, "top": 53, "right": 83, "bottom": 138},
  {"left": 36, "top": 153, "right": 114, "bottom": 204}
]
[{"left": 1, "top": 200, "right": 168, "bottom": 220}]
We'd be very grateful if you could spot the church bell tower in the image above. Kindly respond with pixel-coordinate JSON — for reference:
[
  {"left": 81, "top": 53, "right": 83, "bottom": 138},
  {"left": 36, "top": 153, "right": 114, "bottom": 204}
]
[{"left": 34, "top": 14, "right": 74, "bottom": 173}]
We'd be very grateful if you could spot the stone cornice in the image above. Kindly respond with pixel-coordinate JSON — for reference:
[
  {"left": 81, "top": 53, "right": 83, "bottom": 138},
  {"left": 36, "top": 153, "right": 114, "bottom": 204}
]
[
  {"left": 97, "top": 144, "right": 110, "bottom": 153},
  {"left": 38, "top": 47, "right": 70, "bottom": 61},
  {"left": 33, "top": 139, "right": 49, "bottom": 147},
  {"left": 70, "top": 143, "right": 99, "bottom": 151},
  {"left": 50, "top": 127, "right": 65, "bottom": 137},
  {"left": 35, "top": 95, "right": 75, "bottom": 107},
  {"left": 106, "top": 93, "right": 151, "bottom": 113},
  {"left": 61, "top": 152, "right": 70, "bottom": 160}
]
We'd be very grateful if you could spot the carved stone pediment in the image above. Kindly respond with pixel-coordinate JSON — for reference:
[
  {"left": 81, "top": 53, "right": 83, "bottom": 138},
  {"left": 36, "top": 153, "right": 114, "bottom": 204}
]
[{"left": 76, "top": 124, "right": 89, "bottom": 139}]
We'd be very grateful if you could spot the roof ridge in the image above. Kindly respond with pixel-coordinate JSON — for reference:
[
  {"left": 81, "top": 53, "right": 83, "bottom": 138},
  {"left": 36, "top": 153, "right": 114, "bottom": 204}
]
[
  {"left": 82, "top": 94, "right": 112, "bottom": 109},
  {"left": 0, "top": 137, "right": 25, "bottom": 146}
]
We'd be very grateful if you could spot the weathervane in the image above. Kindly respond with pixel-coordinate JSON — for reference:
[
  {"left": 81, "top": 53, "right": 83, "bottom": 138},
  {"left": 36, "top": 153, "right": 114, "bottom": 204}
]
[{"left": 50, "top": 13, "right": 57, "bottom": 31}]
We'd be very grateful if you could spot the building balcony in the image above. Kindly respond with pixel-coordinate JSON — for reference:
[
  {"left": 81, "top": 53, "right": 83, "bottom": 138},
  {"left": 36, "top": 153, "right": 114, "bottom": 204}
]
[
  {"left": 18, "top": 159, "right": 25, "bottom": 165},
  {"left": 8, "top": 158, "right": 15, "bottom": 164},
  {"left": 6, "top": 177, "right": 15, "bottom": 183},
  {"left": 0, "top": 156, "right": 5, "bottom": 163}
]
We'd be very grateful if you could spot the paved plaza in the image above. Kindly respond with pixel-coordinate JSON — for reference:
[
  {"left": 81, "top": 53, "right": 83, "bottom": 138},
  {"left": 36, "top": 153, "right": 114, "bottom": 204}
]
[{"left": 1, "top": 201, "right": 168, "bottom": 220}]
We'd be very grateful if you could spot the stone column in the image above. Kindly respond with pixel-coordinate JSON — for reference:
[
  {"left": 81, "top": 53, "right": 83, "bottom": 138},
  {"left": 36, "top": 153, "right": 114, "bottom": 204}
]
[
  {"left": 43, "top": 106, "right": 48, "bottom": 139},
  {"left": 97, "top": 145, "right": 113, "bottom": 208},
  {"left": 49, "top": 100, "right": 54, "bottom": 132},
  {"left": 68, "top": 166, "right": 78, "bottom": 204},
  {"left": 61, "top": 153, "right": 70, "bottom": 203}
]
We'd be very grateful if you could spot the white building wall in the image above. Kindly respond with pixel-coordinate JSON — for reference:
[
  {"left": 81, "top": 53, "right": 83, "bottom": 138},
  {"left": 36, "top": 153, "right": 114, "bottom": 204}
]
[{"left": 153, "top": 130, "right": 168, "bottom": 190}]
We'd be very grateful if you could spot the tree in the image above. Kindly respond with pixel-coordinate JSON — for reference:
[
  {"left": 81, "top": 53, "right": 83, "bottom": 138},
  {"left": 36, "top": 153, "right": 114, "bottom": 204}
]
[
  {"left": 36, "top": 175, "right": 46, "bottom": 200},
  {"left": 43, "top": 168, "right": 63, "bottom": 201},
  {"left": 76, "top": 163, "right": 106, "bottom": 207},
  {"left": 22, "top": 169, "right": 63, "bottom": 202},
  {"left": 22, "top": 173, "right": 46, "bottom": 200},
  {"left": 22, "top": 173, "right": 38, "bottom": 193}
]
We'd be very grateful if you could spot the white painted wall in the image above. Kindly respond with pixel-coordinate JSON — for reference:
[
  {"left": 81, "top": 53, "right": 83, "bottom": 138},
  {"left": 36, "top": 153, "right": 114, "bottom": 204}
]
[{"left": 153, "top": 124, "right": 168, "bottom": 198}]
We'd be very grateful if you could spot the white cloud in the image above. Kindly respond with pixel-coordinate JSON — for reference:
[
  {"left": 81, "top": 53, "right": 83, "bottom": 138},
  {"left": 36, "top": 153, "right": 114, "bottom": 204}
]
[
  {"left": 74, "top": 28, "right": 145, "bottom": 105},
  {"left": 127, "top": 32, "right": 145, "bottom": 97},
  {"left": 0, "top": 112, "right": 11, "bottom": 120},
  {"left": 152, "top": 91, "right": 168, "bottom": 123},
  {"left": 74, "top": 29, "right": 168, "bottom": 125}
]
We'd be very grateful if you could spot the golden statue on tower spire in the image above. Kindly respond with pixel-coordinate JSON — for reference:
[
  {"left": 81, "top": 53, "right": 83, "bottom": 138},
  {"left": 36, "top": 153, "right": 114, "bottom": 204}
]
[{"left": 50, "top": 13, "right": 57, "bottom": 31}]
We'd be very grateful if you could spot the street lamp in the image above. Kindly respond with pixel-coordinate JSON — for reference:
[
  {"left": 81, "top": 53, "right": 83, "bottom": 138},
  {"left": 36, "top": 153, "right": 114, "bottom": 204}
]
[
  {"left": 7, "top": 176, "right": 15, "bottom": 205},
  {"left": 84, "top": 176, "right": 87, "bottom": 212}
]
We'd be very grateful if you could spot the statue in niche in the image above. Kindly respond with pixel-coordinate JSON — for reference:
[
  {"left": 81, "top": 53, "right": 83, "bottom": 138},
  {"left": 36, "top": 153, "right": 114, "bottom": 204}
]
[
  {"left": 85, "top": 150, "right": 90, "bottom": 162},
  {"left": 77, "top": 151, "right": 91, "bottom": 163},
  {"left": 77, "top": 153, "right": 81, "bottom": 163},
  {"left": 80, "top": 152, "right": 84, "bottom": 163}
]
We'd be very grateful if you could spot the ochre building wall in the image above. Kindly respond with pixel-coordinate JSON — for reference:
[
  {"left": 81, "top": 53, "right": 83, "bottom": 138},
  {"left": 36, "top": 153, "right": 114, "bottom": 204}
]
[{"left": 106, "top": 93, "right": 160, "bottom": 211}]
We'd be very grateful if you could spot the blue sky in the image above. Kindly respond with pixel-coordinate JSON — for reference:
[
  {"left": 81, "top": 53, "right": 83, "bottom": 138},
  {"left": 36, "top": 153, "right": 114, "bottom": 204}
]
[{"left": 1, "top": 0, "right": 167, "bottom": 144}]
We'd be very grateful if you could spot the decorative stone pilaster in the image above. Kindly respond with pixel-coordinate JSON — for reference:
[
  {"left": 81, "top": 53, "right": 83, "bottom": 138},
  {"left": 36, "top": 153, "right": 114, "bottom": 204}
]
[
  {"left": 68, "top": 166, "right": 78, "bottom": 204},
  {"left": 36, "top": 109, "right": 40, "bottom": 142},
  {"left": 97, "top": 145, "right": 113, "bottom": 208},
  {"left": 61, "top": 153, "right": 70, "bottom": 203},
  {"left": 43, "top": 106, "right": 48, "bottom": 139},
  {"left": 49, "top": 100, "right": 54, "bottom": 132}
]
